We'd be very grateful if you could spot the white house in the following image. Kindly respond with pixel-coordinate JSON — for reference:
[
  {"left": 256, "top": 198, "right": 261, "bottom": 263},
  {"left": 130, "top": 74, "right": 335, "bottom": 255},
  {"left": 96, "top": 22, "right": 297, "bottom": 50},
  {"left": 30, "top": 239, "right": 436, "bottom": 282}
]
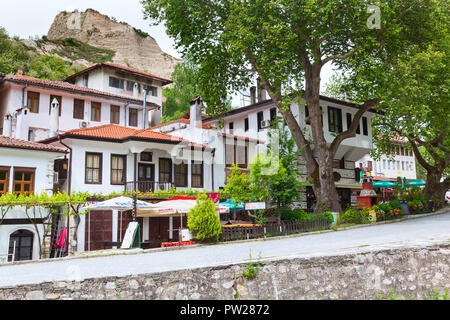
[
  {"left": 356, "top": 138, "right": 417, "bottom": 182},
  {"left": 0, "top": 63, "right": 172, "bottom": 142},
  {"left": 41, "top": 123, "right": 214, "bottom": 251},
  {"left": 0, "top": 136, "right": 66, "bottom": 263}
]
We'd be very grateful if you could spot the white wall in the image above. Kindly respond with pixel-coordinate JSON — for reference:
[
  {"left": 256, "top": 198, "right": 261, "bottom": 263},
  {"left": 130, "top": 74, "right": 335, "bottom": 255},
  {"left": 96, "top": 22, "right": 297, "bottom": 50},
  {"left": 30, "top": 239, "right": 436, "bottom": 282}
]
[{"left": 0, "top": 147, "right": 64, "bottom": 262}]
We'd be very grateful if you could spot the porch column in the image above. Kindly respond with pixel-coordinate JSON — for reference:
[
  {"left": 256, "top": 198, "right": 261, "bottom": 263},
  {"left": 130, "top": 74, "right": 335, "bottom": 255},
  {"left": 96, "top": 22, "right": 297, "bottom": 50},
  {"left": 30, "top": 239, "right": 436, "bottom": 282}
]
[{"left": 133, "top": 152, "right": 138, "bottom": 191}]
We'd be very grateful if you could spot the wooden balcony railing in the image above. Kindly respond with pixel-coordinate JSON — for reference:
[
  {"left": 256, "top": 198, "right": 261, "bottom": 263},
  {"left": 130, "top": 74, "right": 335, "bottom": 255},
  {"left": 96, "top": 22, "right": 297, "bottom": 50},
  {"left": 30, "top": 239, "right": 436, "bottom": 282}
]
[{"left": 125, "top": 181, "right": 175, "bottom": 193}]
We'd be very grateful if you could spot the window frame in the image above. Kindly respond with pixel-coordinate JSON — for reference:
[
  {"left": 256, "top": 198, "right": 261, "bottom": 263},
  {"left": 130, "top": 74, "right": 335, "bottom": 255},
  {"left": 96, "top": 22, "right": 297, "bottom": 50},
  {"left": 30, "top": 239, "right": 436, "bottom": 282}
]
[
  {"left": 257, "top": 111, "right": 264, "bottom": 132},
  {"left": 85, "top": 152, "right": 103, "bottom": 185},
  {"left": 12, "top": 167, "right": 35, "bottom": 195},
  {"left": 362, "top": 117, "right": 369, "bottom": 136},
  {"left": 327, "top": 106, "right": 343, "bottom": 133},
  {"left": 244, "top": 118, "right": 249, "bottom": 132},
  {"left": 109, "top": 76, "right": 124, "bottom": 89},
  {"left": 191, "top": 161, "right": 204, "bottom": 188},
  {"left": 110, "top": 105, "right": 120, "bottom": 124},
  {"left": 73, "top": 99, "right": 85, "bottom": 120},
  {"left": 27, "top": 91, "right": 40, "bottom": 114},
  {"left": 110, "top": 154, "right": 127, "bottom": 185},
  {"left": 226, "top": 142, "right": 248, "bottom": 168},
  {"left": 159, "top": 158, "right": 172, "bottom": 183},
  {"left": 129, "top": 108, "right": 138, "bottom": 127},
  {"left": 91, "top": 102, "right": 102, "bottom": 122},
  {"left": 0, "top": 166, "right": 10, "bottom": 195},
  {"left": 174, "top": 162, "right": 188, "bottom": 187}
]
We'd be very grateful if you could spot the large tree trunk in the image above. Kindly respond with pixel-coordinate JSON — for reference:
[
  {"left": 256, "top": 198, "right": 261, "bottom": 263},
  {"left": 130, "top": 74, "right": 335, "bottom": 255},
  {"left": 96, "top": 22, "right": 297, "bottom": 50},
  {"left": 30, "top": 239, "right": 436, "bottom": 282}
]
[{"left": 423, "top": 170, "right": 449, "bottom": 206}]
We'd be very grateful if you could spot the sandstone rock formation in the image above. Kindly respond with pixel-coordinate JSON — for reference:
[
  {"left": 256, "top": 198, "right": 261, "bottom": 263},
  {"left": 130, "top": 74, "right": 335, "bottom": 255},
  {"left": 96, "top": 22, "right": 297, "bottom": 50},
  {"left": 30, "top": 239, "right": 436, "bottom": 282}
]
[{"left": 46, "top": 9, "right": 180, "bottom": 80}]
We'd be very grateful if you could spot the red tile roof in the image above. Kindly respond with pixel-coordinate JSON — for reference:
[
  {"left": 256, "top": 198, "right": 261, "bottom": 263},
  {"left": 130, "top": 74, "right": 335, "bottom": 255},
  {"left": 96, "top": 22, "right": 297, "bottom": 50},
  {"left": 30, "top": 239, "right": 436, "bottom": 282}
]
[
  {"left": 150, "top": 118, "right": 216, "bottom": 130},
  {"left": 40, "top": 124, "right": 212, "bottom": 150},
  {"left": 3, "top": 75, "right": 160, "bottom": 108},
  {"left": 0, "top": 136, "right": 67, "bottom": 153},
  {"left": 65, "top": 63, "right": 173, "bottom": 85}
]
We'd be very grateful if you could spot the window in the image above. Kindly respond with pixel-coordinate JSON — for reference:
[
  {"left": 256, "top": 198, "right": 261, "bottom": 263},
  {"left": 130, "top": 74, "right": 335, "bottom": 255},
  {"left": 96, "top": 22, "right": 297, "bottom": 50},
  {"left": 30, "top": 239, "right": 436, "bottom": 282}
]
[
  {"left": 229, "top": 122, "right": 234, "bottom": 133},
  {"left": 383, "top": 160, "right": 386, "bottom": 170},
  {"left": 110, "top": 105, "right": 120, "bottom": 124},
  {"left": 91, "top": 102, "right": 101, "bottom": 122},
  {"left": 346, "top": 113, "right": 352, "bottom": 130},
  {"left": 129, "top": 108, "right": 138, "bottom": 127},
  {"left": 362, "top": 117, "right": 368, "bottom": 136},
  {"left": 401, "top": 161, "right": 405, "bottom": 171},
  {"left": 328, "top": 106, "right": 343, "bottom": 133},
  {"left": 400, "top": 147, "right": 404, "bottom": 156},
  {"left": 356, "top": 119, "right": 361, "bottom": 134},
  {"left": 8, "top": 230, "right": 34, "bottom": 262},
  {"left": 257, "top": 111, "right": 264, "bottom": 132},
  {"left": 149, "top": 86, "right": 158, "bottom": 97},
  {"left": 111, "top": 155, "right": 126, "bottom": 185},
  {"left": 49, "top": 95, "right": 62, "bottom": 116},
  {"left": 191, "top": 162, "right": 203, "bottom": 188},
  {"left": 73, "top": 99, "right": 84, "bottom": 119},
  {"left": 387, "top": 161, "right": 391, "bottom": 170},
  {"left": 159, "top": 159, "right": 172, "bottom": 183},
  {"left": 226, "top": 142, "right": 248, "bottom": 168},
  {"left": 27, "top": 92, "right": 40, "bottom": 113},
  {"left": 109, "top": 77, "right": 124, "bottom": 89},
  {"left": 174, "top": 163, "right": 188, "bottom": 187},
  {"left": 140, "top": 152, "right": 153, "bottom": 162},
  {"left": 397, "top": 161, "right": 400, "bottom": 170},
  {"left": 85, "top": 153, "right": 102, "bottom": 184},
  {"left": 126, "top": 81, "right": 135, "bottom": 92},
  {"left": 305, "top": 106, "right": 311, "bottom": 125},
  {"left": 13, "top": 168, "right": 35, "bottom": 195},
  {"left": 0, "top": 167, "right": 9, "bottom": 195},
  {"left": 270, "top": 108, "right": 277, "bottom": 122},
  {"left": 244, "top": 118, "right": 249, "bottom": 132}
]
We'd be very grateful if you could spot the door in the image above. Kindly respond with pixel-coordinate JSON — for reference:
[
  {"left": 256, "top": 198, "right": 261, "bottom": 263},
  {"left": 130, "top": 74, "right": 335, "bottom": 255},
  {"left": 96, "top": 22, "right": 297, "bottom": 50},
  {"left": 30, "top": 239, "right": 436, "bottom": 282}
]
[{"left": 138, "top": 163, "right": 155, "bottom": 192}]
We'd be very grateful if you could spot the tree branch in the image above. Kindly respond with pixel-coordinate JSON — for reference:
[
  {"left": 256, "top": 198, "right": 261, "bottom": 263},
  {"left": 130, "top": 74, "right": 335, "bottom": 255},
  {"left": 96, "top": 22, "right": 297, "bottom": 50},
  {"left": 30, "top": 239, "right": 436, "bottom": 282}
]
[{"left": 329, "top": 98, "right": 381, "bottom": 157}]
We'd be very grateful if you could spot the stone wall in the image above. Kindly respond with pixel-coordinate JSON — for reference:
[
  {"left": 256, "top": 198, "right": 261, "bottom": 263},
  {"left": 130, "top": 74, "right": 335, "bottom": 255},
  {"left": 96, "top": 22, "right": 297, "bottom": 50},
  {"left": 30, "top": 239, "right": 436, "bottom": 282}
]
[{"left": 0, "top": 245, "right": 449, "bottom": 300}]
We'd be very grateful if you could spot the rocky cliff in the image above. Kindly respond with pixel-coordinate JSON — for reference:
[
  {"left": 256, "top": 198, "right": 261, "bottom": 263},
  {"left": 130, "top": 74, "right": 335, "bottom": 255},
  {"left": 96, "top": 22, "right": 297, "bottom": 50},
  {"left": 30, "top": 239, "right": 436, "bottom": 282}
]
[{"left": 42, "top": 9, "right": 180, "bottom": 80}]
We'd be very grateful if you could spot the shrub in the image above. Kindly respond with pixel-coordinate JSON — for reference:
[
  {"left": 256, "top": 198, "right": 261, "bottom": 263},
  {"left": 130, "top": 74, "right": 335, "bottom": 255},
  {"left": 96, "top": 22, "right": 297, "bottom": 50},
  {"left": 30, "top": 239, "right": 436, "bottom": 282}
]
[
  {"left": 281, "top": 208, "right": 307, "bottom": 221},
  {"left": 371, "top": 205, "right": 385, "bottom": 221},
  {"left": 340, "top": 207, "right": 362, "bottom": 224},
  {"left": 187, "top": 194, "right": 222, "bottom": 242}
]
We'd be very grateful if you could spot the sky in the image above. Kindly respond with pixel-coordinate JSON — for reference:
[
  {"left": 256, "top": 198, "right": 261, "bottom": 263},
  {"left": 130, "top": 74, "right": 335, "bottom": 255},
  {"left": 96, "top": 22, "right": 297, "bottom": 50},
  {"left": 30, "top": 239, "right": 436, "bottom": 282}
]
[{"left": 0, "top": 0, "right": 335, "bottom": 96}]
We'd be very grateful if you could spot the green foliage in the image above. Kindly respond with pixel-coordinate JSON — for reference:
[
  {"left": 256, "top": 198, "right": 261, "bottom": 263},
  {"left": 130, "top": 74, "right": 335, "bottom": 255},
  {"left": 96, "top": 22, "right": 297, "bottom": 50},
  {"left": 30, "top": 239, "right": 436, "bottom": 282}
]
[
  {"left": 162, "top": 54, "right": 200, "bottom": 121},
  {"left": 341, "top": 207, "right": 362, "bottom": 224},
  {"left": 27, "top": 55, "right": 84, "bottom": 81},
  {"left": 242, "top": 250, "right": 261, "bottom": 280},
  {"left": 0, "top": 27, "right": 32, "bottom": 74},
  {"left": 133, "top": 27, "right": 150, "bottom": 38},
  {"left": 187, "top": 194, "right": 222, "bottom": 242},
  {"left": 281, "top": 209, "right": 333, "bottom": 224}
]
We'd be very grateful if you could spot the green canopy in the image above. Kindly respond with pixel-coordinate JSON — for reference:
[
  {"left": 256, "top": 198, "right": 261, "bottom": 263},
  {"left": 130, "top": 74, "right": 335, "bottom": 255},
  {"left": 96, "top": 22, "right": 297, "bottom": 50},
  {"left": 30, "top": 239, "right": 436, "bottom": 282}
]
[
  {"left": 406, "top": 180, "right": 426, "bottom": 186},
  {"left": 373, "top": 180, "right": 396, "bottom": 188}
]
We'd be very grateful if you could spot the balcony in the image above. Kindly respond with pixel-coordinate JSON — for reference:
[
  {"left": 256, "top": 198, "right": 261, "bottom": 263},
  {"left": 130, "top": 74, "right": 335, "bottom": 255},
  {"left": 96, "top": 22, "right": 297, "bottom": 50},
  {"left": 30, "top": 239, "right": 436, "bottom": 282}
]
[{"left": 125, "top": 181, "right": 174, "bottom": 193}]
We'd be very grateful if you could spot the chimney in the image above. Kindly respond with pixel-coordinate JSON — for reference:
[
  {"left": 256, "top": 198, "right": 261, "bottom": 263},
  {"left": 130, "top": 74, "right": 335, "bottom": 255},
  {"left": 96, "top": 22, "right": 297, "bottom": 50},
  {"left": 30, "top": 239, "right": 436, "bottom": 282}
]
[
  {"left": 148, "top": 108, "right": 162, "bottom": 128},
  {"left": 3, "top": 114, "right": 12, "bottom": 137},
  {"left": 257, "top": 77, "right": 266, "bottom": 102},
  {"left": 250, "top": 87, "right": 257, "bottom": 105},
  {"left": 15, "top": 108, "right": 29, "bottom": 140},
  {"left": 17, "top": 69, "right": 23, "bottom": 76},
  {"left": 49, "top": 98, "right": 60, "bottom": 137},
  {"left": 189, "top": 96, "right": 203, "bottom": 142}
]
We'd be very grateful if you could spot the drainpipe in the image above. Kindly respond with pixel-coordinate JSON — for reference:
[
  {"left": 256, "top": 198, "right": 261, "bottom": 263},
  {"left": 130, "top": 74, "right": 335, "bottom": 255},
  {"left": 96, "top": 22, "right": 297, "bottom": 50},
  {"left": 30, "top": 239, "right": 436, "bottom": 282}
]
[{"left": 58, "top": 136, "right": 73, "bottom": 256}]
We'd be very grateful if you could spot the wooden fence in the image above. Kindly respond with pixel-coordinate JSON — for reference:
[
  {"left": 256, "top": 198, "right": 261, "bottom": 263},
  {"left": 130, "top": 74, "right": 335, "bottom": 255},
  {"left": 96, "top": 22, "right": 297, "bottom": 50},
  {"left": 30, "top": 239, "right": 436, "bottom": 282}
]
[{"left": 220, "top": 218, "right": 331, "bottom": 242}]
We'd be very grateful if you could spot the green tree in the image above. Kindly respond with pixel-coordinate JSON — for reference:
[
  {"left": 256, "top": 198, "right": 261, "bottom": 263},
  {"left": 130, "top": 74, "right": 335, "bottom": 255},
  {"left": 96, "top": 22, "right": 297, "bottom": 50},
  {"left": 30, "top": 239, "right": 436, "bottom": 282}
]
[
  {"left": 162, "top": 54, "right": 200, "bottom": 122},
  {"left": 142, "top": 0, "right": 440, "bottom": 212},
  {"left": 187, "top": 193, "right": 222, "bottom": 242},
  {"left": 0, "top": 27, "right": 32, "bottom": 74},
  {"left": 28, "top": 55, "right": 84, "bottom": 81}
]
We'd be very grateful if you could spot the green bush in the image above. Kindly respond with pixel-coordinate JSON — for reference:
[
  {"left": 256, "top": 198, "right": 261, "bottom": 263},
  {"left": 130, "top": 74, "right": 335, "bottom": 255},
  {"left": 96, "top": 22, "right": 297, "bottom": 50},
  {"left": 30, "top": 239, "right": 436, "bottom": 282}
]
[
  {"left": 281, "top": 208, "right": 307, "bottom": 221},
  {"left": 187, "top": 194, "right": 222, "bottom": 242},
  {"left": 340, "top": 207, "right": 362, "bottom": 224}
]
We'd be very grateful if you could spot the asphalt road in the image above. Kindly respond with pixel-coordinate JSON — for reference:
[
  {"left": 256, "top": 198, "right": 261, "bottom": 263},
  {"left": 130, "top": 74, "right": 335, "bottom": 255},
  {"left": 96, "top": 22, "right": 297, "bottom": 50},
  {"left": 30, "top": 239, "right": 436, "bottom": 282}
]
[{"left": 1, "top": 211, "right": 449, "bottom": 288}]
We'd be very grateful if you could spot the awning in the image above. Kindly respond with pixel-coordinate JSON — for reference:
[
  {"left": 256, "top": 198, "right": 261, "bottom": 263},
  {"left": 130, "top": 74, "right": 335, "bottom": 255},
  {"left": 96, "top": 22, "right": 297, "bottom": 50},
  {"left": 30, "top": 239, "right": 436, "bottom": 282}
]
[
  {"left": 335, "top": 183, "right": 363, "bottom": 190},
  {"left": 136, "top": 198, "right": 229, "bottom": 218}
]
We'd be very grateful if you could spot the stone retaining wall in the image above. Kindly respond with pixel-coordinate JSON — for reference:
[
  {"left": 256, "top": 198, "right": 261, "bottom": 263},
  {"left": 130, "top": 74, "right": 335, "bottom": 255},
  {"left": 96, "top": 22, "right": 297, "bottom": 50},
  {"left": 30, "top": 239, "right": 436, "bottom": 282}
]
[{"left": 0, "top": 245, "right": 449, "bottom": 300}]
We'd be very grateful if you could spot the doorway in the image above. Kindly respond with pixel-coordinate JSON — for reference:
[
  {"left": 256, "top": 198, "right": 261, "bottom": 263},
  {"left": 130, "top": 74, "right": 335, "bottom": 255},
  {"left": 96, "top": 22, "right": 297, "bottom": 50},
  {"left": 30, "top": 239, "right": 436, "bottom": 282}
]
[
  {"left": 8, "top": 230, "right": 34, "bottom": 261},
  {"left": 138, "top": 163, "right": 155, "bottom": 192}
]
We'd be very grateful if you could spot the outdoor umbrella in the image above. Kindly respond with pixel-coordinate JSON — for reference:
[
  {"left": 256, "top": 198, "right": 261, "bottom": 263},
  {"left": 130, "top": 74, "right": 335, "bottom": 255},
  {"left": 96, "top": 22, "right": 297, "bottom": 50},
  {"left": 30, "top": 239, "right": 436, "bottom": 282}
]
[
  {"left": 137, "top": 197, "right": 229, "bottom": 217},
  {"left": 372, "top": 181, "right": 396, "bottom": 202},
  {"left": 372, "top": 181, "right": 396, "bottom": 188},
  {"left": 406, "top": 180, "right": 426, "bottom": 187},
  {"left": 85, "top": 196, "right": 154, "bottom": 249}
]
